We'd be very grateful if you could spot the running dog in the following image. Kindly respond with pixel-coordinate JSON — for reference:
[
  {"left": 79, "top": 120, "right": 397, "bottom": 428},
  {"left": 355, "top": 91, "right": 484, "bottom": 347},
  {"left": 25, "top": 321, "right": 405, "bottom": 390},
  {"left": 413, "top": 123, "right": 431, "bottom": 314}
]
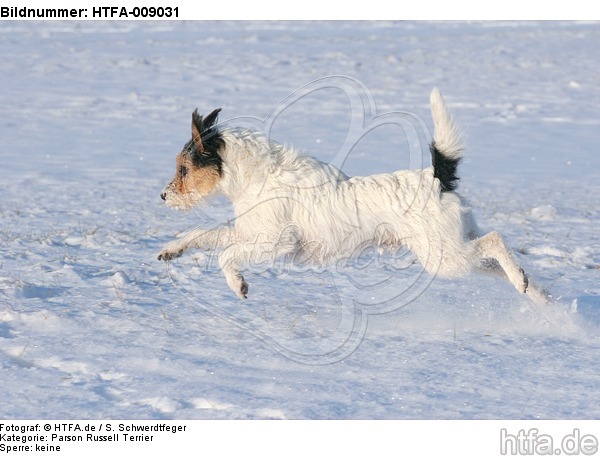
[{"left": 158, "top": 88, "right": 549, "bottom": 304}]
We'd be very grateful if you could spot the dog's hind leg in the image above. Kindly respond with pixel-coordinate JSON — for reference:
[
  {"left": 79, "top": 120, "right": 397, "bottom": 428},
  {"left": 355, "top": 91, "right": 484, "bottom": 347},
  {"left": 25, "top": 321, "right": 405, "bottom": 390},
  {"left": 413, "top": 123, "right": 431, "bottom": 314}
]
[
  {"left": 472, "top": 231, "right": 529, "bottom": 293},
  {"left": 471, "top": 231, "right": 550, "bottom": 303}
]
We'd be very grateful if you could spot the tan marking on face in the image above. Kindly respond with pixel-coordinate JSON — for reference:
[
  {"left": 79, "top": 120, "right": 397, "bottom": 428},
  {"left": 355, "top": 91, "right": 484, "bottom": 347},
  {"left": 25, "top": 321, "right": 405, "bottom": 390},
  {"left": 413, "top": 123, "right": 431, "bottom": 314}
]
[{"left": 175, "top": 154, "right": 220, "bottom": 197}]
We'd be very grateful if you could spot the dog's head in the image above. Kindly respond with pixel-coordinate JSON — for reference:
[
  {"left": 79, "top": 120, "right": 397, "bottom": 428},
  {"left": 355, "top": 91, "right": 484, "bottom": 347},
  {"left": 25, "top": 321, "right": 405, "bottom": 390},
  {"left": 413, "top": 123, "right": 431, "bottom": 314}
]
[{"left": 161, "top": 108, "right": 224, "bottom": 210}]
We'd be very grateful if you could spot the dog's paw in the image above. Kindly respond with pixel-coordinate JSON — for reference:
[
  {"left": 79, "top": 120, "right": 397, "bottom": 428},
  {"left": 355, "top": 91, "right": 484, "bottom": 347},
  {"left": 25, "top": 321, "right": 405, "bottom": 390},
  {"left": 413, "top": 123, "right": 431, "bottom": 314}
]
[
  {"left": 525, "top": 281, "right": 552, "bottom": 305},
  {"left": 158, "top": 239, "right": 190, "bottom": 262},
  {"left": 157, "top": 246, "right": 183, "bottom": 261},
  {"left": 519, "top": 268, "right": 529, "bottom": 293},
  {"left": 226, "top": 273, "right": 249, "bottom": 300},
  {"left": 235, "top": 276, "right": 249, "bottom": 300},
  {"left": 239, "top": 278, "right": 249, "bottom": 300}
]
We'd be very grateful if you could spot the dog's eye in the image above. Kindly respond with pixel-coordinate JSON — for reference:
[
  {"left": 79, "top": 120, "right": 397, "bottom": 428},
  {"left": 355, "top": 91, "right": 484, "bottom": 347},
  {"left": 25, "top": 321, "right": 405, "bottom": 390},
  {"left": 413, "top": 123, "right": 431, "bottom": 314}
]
[{"left": 179, "top": 165, "right": 188, "bottom": 178}]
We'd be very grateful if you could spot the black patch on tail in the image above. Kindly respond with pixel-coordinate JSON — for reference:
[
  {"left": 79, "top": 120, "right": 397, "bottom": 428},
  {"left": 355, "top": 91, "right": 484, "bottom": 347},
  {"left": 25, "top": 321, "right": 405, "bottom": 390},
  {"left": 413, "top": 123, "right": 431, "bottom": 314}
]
[
  {"left": 186, "top": 108, "right": 225, "bottom": 175},
  {"left": 430, "top": 140, "right": 461, "bottom": 192}
]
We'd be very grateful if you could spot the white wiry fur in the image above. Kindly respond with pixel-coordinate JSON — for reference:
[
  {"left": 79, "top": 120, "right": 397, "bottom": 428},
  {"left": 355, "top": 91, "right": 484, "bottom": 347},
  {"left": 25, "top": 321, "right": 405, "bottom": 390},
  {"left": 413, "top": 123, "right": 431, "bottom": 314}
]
[
  {"left": 159, "top": 88, "right": 549, "bottom": 304},
  {"left": 430, "top": 87, "right": 463, "bottom": 160}
]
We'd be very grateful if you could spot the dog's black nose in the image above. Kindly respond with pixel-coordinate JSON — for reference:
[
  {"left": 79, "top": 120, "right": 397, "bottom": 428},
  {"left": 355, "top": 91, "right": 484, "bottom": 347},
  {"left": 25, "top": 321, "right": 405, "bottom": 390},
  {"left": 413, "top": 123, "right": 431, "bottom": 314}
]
[{"left": 160, "top": 192, "right": 166, "bottom": 201}]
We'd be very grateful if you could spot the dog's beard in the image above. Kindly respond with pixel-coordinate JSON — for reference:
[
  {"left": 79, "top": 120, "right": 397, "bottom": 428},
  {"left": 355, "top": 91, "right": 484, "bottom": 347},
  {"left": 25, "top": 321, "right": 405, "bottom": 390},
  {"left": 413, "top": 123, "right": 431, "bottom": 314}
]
[{"left": 163, "top": 191, "right": 204, "bottom": 211}]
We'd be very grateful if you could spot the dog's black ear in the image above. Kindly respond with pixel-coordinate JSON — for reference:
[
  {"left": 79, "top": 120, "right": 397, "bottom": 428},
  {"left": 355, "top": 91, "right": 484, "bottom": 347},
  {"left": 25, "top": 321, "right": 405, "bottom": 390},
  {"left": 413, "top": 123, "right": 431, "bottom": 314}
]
[
  {"left": 203, "top": 108, "right": 221, "bottom": 131},
  {"left": 191, "top": 109, "right": 205, "bottom": 153},
  {"left": 191, "top": 108, "right": 221, "bottom": 154}
]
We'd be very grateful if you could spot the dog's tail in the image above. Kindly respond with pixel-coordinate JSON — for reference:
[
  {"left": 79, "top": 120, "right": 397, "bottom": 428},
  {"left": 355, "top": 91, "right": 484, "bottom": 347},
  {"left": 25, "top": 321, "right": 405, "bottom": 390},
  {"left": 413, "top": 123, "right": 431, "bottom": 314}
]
[{"left": 429, "top": 87, "right": 463, "bottom": 192}]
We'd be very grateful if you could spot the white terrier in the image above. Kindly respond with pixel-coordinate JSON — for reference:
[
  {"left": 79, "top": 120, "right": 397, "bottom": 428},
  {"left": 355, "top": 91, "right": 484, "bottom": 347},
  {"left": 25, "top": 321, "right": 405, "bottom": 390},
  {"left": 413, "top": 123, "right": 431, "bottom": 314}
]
[{"left": 159, "top": 88, "right": 549, "bottom": 304}]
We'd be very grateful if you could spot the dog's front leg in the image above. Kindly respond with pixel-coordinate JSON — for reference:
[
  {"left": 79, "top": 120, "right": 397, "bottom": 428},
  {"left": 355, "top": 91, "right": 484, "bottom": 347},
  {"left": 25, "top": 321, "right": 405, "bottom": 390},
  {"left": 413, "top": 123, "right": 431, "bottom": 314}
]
[
  {"left": 158, "top": 226, "right": 236, "bottom": 261},
  {"left": 216, "top": 232, "right": 301, "bottom": 300},
  {"left": 218, "top": 246, "right": 250, "bottom": 300}
]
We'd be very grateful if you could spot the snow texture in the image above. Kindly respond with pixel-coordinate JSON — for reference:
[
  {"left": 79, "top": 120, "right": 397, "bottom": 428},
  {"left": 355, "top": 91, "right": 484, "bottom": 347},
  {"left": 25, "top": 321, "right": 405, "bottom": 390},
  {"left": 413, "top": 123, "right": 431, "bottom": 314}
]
[{"left": 1, "top": 21, "right": 599, "bottom": 419}]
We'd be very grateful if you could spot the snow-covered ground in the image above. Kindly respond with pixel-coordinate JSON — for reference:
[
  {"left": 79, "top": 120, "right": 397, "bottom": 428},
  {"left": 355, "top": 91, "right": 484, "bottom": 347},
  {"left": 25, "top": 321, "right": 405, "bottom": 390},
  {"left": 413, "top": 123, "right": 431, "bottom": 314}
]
[{"left": 1, "top": 21, "right": 599, "bottom": 419}]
